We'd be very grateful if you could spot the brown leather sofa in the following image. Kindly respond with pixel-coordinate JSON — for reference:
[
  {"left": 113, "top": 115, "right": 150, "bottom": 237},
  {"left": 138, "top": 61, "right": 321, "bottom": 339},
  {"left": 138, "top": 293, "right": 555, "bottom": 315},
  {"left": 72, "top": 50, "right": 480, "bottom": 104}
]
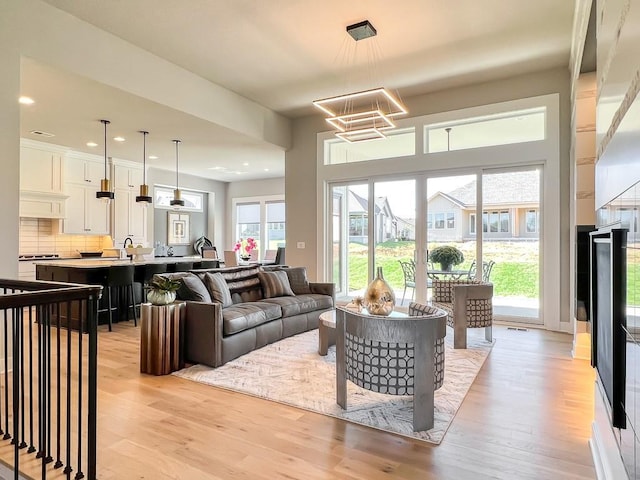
[{"left": 158, "top": 265, "right": 335, "bottom": 367}]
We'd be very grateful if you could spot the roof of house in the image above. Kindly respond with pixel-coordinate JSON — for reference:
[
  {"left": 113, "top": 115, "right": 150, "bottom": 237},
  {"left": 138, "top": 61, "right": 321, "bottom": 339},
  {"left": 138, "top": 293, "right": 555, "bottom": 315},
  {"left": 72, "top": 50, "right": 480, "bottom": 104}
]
[{"left": 444, "top": 171, "right": 540, "bottom": 207}]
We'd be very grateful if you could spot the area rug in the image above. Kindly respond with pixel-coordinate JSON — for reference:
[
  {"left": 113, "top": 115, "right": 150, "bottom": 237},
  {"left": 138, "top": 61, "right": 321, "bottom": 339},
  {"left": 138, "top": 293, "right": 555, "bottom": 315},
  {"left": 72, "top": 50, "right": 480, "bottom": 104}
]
[{"left": 173, "top": 329, "right": 494, "bottom": 444}]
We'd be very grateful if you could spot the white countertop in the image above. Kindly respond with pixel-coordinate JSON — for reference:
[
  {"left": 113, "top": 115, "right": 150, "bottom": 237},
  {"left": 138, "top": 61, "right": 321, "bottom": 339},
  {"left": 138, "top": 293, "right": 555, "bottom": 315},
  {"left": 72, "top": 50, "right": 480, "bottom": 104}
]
[{"left": 34, "top": 255, "right": 204, "bottom": 268}]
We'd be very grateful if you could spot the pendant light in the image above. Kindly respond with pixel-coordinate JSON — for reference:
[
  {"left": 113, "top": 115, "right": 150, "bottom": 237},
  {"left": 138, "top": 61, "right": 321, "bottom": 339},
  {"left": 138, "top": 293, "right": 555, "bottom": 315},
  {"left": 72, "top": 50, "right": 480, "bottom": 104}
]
[
  {"left": 96, "top": 119, "right": 114, "bottom": 201},
  {"left": 135, "top": 130, "right": 152, "bottom": 204},
  {"left": 170, "top": 139, "right": 184, "bottom": 207}
]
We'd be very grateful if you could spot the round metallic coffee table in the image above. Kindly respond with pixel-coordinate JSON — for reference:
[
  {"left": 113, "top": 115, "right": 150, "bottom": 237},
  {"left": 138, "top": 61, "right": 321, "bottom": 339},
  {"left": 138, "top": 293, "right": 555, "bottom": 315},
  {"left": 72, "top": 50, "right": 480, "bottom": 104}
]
[{"left": 318, "top": 310, "right": 336, "bottom": 356}]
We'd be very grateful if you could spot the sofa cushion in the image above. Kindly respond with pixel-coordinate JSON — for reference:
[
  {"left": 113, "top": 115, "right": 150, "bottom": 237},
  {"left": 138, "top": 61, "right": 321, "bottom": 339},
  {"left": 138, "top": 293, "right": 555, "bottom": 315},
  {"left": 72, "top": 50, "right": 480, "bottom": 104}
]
[
  {"left": 261, "top": 294, "right": 333, "bottom": 317},
  {"left": 222, "top": 302, "right": 283, "bottom": 335},
  {"left": 177, "top": 273, "right": 212, "bottom": 303},
  {"left": 284, "top": 267, "right": 311, "bottom": 295},
  {"left": 258, "top": 271, "right": 295, "bottom": 299},
  {"left": 203, "top": 272, "right": 233, "bottom": 308}
]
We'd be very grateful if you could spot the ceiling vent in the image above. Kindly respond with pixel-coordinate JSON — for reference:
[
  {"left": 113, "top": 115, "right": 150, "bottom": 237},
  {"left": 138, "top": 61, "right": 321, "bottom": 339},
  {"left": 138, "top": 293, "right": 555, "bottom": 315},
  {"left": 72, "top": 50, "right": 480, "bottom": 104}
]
[{"left": 29, "top": 130, "right": 55, "bottom": 138}]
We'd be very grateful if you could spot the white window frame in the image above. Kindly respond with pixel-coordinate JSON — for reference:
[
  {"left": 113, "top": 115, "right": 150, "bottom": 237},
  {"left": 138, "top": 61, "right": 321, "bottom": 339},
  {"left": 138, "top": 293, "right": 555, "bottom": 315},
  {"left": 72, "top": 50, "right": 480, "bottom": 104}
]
[
  {"left": 154, "top": 185, "right": 204, "bottom": 212},
  {"left": 231, "top": 195, "right": 285, "bottom": 255}
]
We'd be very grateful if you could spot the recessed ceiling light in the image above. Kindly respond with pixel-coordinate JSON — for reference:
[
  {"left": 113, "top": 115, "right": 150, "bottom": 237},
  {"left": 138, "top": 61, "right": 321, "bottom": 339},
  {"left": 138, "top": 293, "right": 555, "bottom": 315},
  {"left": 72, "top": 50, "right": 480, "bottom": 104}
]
[
  {"left": 86, "top": 142, "right": 98, "bottom": 147},
  {"left": 264, "top": 168, "right": 270, "bottom": 172},
  {"left": 235, "top": 171, "right": 243, "bottom": 175},
  {"left": 148, "top": 155, "right": 158, "bottom": 160},
  {"left": 243, "top": 162, "right": 249, "bottom": 166},
  {"left": 208, "top": 166, "right": 226, "bottom": 170},
  {"left": 19, "top": 96, "right": 35, "bottom": 105},
  {"left": 113, "top": 136, "right": 125, "bottom": 142}
]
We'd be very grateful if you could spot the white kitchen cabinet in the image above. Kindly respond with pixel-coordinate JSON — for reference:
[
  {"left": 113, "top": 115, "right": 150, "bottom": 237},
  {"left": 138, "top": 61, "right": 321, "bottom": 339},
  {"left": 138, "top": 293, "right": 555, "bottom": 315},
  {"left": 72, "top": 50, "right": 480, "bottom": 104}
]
[
  {"left": 113, "top": 188, "right": 147, "bottom": 245},
  {"left": 62, "top": 152, "right": 110, "bottom": 234},
  {"left": 111, "top": 161, "right": 147, "bottom": 245},
  {"left": 113, "top": 163, "right": 143, "bottom": 189},
  {"left": 62, "top": 184, "right": 110, "bottom": 234},
  {"left": 65, "top": 153, "right": 105, "bottom": 186},
  {"left": 19, "top": 140, "right": 68, "bottom": 218},
  {"left": 20, "top": 143, "right": 64, "bottom": 193}
]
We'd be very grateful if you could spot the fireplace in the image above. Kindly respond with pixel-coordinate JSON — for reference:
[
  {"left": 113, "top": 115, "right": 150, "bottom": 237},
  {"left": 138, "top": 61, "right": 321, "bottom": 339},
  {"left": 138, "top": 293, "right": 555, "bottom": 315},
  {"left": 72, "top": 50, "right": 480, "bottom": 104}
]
[{"left": 590, "top": 225, "right": 627, "bottom": 429}]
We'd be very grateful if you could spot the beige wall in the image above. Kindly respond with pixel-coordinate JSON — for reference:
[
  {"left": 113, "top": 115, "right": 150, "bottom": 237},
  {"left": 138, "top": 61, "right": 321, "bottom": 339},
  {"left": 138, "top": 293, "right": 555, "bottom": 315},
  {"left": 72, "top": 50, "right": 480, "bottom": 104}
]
[{"left": 286, "top": 67, "right": 572, "bottom": 305}]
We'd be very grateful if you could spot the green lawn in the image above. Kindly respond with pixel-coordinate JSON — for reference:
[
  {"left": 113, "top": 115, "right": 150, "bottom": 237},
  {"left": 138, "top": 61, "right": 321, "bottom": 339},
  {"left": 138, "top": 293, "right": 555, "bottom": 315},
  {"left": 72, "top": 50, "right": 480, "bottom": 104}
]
[{"left": 344, "top": 241, "right": 540, "bottom": 298}]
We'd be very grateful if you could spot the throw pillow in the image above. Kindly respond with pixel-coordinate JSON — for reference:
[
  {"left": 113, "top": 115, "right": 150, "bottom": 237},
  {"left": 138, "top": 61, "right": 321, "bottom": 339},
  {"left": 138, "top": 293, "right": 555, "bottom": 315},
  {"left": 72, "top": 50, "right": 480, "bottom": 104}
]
[
  {"left": 203, "top": 272, "right": 233, "bottom": 308},
  {"left": 284, "top": 267, "right": 311, "bottom": 295},
  {"left": 177, "top": 273, "right": 212, "bottom": 303},
  {"left": 258, "top": 270, "right": 295, "bottom": 299}
]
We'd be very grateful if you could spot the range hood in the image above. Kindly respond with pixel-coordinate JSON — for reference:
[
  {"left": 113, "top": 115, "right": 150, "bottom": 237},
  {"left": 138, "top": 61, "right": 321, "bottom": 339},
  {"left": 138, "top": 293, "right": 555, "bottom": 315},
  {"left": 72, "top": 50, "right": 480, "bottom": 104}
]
[{"left": 19, "top": 190, "right": 69, "bottom": 219}]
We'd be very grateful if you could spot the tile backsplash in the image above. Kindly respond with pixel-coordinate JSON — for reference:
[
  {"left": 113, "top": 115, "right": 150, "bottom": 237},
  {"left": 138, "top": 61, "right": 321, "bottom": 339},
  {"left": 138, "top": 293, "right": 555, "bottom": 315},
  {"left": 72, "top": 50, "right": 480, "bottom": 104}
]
[{"left": 19, "top": 218, "right": 110, "bottom": 257}]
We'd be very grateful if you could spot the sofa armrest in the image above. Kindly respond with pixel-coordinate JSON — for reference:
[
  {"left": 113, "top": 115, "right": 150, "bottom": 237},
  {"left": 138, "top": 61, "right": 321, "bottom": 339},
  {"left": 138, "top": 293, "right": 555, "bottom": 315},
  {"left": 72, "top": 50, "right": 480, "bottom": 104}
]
[
  {"left": 184, "top": 301, "right": 224, "bottom": 367},
  {"left": 310, "top": 282, "right": 335, "bottom": 306}
]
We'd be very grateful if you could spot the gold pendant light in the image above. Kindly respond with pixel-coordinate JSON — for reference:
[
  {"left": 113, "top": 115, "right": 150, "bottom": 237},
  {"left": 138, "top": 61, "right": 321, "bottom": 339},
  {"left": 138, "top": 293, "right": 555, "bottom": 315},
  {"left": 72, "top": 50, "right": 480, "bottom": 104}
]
[
  {"left": 96, "top": 119, "right": 114, "bottom": 201},
  {"left": 170, "top": 139, "right": 184, "bottom": 207},
  {"left": 135, "top": 130, "right": 152, "bottom": 204}
]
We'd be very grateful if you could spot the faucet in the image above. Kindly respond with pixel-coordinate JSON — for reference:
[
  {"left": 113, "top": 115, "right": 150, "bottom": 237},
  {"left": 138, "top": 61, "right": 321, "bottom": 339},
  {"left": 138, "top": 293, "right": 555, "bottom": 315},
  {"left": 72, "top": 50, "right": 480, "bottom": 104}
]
[{"left": 123, "top": 237, "right": 133, "bottom": 249}]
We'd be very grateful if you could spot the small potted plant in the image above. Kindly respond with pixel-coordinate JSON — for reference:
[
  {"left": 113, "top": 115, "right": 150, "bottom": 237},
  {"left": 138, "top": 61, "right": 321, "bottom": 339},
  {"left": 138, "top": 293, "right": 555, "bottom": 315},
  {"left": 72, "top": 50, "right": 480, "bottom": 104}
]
[
  {"left": 145, "top": 277, "right": 182, "bottom": 305},
  {"left": 429, "top": 245, "right": 464, "bottom": 272}
]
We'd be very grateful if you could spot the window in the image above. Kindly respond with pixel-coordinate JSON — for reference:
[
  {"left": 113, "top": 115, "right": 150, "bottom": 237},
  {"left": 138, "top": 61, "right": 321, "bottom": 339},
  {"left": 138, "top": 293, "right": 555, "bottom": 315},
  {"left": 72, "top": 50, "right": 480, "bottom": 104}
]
[
  {"left": 266, "top": 201, "right": 286, "bottom": 249},
  {"left": 349, "top": 215, "right": 367, "bottom": 236},
  {"left": 482, "top": 212, "right": 489, "bottom": 233},
  {"left": 526, "top": 210, "right": 538, "bottom": 233},
  {"left": 470, "top": 214, "right": 476, "bottom": 234},
  {"left": 446, "top": 213, "right": 455, "bottom": 229},
  {"left": 154, "top": 186, "right": 203, "bottom": 211},
  {"left": 425, "top": 107, "right": 546, "bottom": 153},
  {"left": 427, "top": 214, "right": 433, "bottom": 229},
  {"left": 435, "top": 213, "right": 445, "bottom": 229},
  {"left": 482, "top": 210, "right": 510, "bottom": 233},
  {"left": 233, "top": 196, "right": 285, "bottom": 259},
  {"left": 325, "top": 128, "right": 416, "bottom": 165}
]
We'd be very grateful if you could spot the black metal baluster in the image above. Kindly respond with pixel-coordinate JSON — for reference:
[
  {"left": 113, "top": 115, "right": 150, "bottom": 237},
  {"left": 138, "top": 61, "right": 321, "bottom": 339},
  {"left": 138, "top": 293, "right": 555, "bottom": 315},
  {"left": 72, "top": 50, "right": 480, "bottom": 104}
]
[
  {"left": 19, "top": 306, "right": 27, "bottom": 450},
  {"left": 75, "top": 299, "right": 84, "bottom": 480},
  {"left": 64, "top": 300, "right": 73, "bottom": 479},
  {"left": 12, "top": 306, "right": 21, "bottom": 480},
  {"left": 55, "top": 302, "right": 63, "bottom": 469},
  {"left": 37, "top": 304, "right": 47, "bottom": 480},
  {"left": 3, "top": 304, "right": 10, "bottom": 440},
  {"left": 46, "top": 304, "right": 53, "bottom": 465},
  {"left": 87, "top": 296, "right": 98, "bottom": 480},
  {"left": 27, "top": 304, "right": 35, "bottom": 454}
]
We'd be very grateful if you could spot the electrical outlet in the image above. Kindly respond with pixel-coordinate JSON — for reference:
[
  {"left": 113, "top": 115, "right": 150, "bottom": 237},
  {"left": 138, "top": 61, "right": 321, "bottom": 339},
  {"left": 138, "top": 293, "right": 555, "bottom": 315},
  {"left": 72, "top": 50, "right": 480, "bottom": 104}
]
[{"left": 297, "top": 242, "right": 305, "bottom": 249}]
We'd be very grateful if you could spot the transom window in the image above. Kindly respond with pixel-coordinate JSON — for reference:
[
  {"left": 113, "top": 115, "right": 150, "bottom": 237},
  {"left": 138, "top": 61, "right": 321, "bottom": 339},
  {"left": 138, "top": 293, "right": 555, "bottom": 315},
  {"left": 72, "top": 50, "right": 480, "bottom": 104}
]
[{"left": 154, "top": 186, "right": 203, "bottom": 211}]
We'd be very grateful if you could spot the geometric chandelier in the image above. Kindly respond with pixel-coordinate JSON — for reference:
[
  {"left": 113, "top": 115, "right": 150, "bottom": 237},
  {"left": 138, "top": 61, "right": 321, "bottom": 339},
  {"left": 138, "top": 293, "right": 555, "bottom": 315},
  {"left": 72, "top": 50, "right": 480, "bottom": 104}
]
[{"left": 313, "top": 20, "right": 408, "bottom": 143}]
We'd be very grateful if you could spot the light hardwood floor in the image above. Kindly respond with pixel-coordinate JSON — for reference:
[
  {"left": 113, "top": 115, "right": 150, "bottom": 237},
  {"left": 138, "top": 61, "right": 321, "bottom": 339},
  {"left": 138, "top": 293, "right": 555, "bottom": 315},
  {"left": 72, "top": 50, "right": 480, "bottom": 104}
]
[{"left": 4, "top": 322, "right": 597, "bottom": 480}]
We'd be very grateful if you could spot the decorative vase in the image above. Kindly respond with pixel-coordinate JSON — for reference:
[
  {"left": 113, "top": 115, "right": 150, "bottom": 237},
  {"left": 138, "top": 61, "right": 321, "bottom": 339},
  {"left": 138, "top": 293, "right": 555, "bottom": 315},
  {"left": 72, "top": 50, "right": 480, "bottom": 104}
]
[
  {"left": 240, "top": 255, "right": 250, "bottom": 261},
  {"left": 440, "top": 263, "right": 452, "bottom": 272},
  {"left": 147, "top": 290, "right": 176, "bottom": 306},
  {"left": 364, "top": 267, "right": 396, "bottom": 316}
]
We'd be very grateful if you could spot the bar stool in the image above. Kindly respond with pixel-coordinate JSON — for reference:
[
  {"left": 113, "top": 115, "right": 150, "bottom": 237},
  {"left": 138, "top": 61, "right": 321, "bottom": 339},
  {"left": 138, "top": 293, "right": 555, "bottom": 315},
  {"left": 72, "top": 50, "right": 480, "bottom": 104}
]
[
  {"left": 169, "top": 262, "right": 194, "bottom": 273},
  {"left": 99, "top": 265, "right": 137, "bottom": 331},
  {"left": 134, "top": 263, "right": 168, "bottom": 303},
  {"left": 194, "top": 260, "right": 219, "bottom": 269}
]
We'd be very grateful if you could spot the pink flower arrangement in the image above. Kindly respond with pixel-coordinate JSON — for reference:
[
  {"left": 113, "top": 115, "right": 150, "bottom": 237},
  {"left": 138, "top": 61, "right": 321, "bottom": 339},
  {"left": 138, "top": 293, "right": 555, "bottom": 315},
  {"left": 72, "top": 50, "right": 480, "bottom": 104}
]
[{"left": 234, "top": 237, "right": 257, "bottom": 258}]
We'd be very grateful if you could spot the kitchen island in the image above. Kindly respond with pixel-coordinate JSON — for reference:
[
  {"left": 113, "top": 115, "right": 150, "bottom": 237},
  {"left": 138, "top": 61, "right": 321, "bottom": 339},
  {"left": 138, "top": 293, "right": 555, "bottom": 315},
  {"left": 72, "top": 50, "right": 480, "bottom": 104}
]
[{"left": 35, "top": 256, "right": 218, "bottom": 330}]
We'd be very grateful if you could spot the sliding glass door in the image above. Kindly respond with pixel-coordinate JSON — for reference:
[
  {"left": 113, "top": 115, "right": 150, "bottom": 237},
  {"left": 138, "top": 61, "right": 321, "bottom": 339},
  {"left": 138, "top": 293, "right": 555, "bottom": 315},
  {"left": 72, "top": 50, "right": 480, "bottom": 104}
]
[
  {"left": 482, "top": 168, "right": 541, "bottom": 324},
  {"left": 329, "top": 166, "right": 543, "bottom": 326},
  {"left": 330, "top": 183, "right": 369, "bottom": 300}
]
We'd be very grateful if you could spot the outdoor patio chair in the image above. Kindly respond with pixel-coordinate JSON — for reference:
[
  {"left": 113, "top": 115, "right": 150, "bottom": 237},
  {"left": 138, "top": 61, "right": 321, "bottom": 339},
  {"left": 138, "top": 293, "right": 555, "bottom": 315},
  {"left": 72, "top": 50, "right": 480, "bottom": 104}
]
[
  {"left": 432, "top": 278, "right": 493, "bottom": 349},
  {"left": 467, "top": 260, "right": 496, "bottom": 282},
  {"left": 398, "top": 259, "right": 416, "bottom": 304}
]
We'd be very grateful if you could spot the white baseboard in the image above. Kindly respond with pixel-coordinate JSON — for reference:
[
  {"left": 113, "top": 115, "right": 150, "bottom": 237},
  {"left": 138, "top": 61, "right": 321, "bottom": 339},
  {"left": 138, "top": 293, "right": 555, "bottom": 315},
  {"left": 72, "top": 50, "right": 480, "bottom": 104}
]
[{"left": 591, "top": 381, "right": 628, "bottom": 479}]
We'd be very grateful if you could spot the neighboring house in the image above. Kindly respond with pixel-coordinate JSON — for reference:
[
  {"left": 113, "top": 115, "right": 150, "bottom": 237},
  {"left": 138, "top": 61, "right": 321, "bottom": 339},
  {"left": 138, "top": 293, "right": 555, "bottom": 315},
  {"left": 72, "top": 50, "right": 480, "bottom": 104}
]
[
  {"left": 428, "top": 171, "right": 540, "bottom": 241},
  {"left": 347, "top": 190, "right": 399, "bottom": 244}
]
